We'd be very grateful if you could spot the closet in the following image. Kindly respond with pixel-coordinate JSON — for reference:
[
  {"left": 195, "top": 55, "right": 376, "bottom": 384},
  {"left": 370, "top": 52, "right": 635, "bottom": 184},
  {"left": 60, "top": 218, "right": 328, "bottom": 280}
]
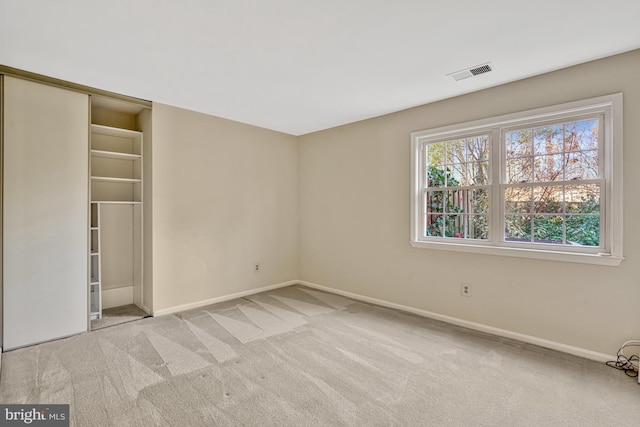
[
  {"left": 89, "top": 96, "right": 151, "bottom": 327},
  {"left": 1, "top": 71, "right": 152, "bottom": 349}
]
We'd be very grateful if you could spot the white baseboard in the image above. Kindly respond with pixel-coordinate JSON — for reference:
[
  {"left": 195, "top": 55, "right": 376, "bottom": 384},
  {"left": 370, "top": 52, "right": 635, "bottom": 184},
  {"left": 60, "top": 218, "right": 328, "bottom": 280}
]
[
  {"left": 152, "top": 280, "right": 298, "bottom": 317},
  {"left": 297, "top": 280, "right": 614, "bottom": 364},
  {"left": 144, "top": 278, "right": 614, "bottom": 363},
  {"left": 102, "top": 286, "right": 134, "bottom": 309}
]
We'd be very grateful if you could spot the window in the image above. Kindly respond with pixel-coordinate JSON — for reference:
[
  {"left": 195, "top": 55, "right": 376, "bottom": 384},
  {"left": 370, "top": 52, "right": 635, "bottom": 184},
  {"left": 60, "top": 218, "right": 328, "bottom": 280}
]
[{"left": 411, "top": 94, "right": 623, "bottom": 266}]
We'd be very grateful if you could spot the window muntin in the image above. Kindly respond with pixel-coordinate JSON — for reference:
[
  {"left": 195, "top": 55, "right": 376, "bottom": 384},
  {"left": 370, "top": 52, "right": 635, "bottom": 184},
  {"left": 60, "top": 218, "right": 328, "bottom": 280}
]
[{"left": 410, "top": 94, "right": 623, "bottom": 265}]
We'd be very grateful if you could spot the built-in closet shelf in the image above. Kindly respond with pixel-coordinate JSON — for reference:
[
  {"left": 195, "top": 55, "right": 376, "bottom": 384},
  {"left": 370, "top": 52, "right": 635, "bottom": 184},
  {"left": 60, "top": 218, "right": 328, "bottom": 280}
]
[
  {"left": 90, "top": 227, "right": 98, "bottom": 230},
  {"left": 91, "top": 176, "right": 141, "bottom": 184},
  {"left": 91, "top": 200, "right": 142, "bottom": 205},
  {"left": 89, "top": 104, "right": 145, "bottom": 325},
  {"left": 91, "top": 150, "right": 141, "bottom": 160},
  {"left": 91, "top": 124, "right": 142, "bottom": 139}
]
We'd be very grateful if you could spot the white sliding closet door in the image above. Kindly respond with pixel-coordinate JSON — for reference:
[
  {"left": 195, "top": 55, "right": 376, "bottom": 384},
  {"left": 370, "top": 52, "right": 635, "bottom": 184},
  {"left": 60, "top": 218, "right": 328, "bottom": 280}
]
[{"left": 3, "top": 76, "right": 89, "bottom": 349}]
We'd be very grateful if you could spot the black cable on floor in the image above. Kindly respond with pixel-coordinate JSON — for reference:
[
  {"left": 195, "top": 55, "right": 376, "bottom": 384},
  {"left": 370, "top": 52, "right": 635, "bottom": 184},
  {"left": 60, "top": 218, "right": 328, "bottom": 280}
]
[{"left": 606, "top": 340, "right": 640, "bottom": 378}]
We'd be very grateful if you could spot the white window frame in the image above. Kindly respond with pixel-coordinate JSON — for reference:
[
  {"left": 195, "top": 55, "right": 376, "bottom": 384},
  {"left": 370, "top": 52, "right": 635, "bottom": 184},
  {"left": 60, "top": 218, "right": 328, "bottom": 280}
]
[{"left": 410, "top": 94, "right": 623, "bottom": 266}]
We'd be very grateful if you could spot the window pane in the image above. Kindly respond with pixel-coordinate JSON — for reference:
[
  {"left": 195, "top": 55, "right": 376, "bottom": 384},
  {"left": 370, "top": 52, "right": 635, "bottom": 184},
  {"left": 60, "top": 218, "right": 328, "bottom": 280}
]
[
  {"left": 469, "top": 189, "right": 489, "bottom": 215},
  {"left": 566, "top": 119, "right": 598, "bottom": 152},
  {"left": 426, "top": 142, "right": 446, "bottom": 167},
  {"left": 505, "top": 215, "right": 531, "bottom": 242},
  {"left": 426, "top": 215, "right": 443, "bottom": 237},
  {"left": 442, "top": 189, "right": 489, "bottom": 214},
  {"left": 427, "top": 166, "right": 439, "bottom": 187},
  {"left": 506, "top": 129, "right": 532, "bottom": 158},
  {"left": 565, "top": 150, "right": 598, "bottom": 180},
  {"left": 533, "top": 216, "right": 563, "bottom": 244},
  {"left": 428, "top": 165, "right": 460, "bottom": 188},
  {"left": 507, "top": 118, "right": 600, "bottom": 186},
  {"left": 447, "top": 190, "right": 458, "bottom": 210},
  {"left": 444, "top": 214, "right": 462, "bottom": 238},
  {"left": 505, "top": 187, "right": 531, "bottom": 213},
  {"left": 534, "top": 125, "right": 563, "bottom": 155},
  {"left": 447, "top": 140, "right": 466, "bottom": 164},
  {"left": 506, "top": 157, "right": 532, "bottom": 183},
  {"left": 425, "top": 188, "right": 490, "bottom": 240},
  {"left": 434, "top": 214, "right": 488, "bottom": 240},
  {"left": 469, "top": 160, "right": 489, "bottom": 185},
  {"left": 565, "top": 184, "right": 600, "bottom": 213},
  {"left": 566, "top": 216, "right": 600, "bottom": 246},
  {"left": 469, "top": 215, "right": 489, "bottom": 240},
  {"left": 426, "top": 191, "right": 444, "bottom": 213},
  {"left": 447, "top": 163, "right": 465, "bottom": 186},
  {"left": 467, "top": 136, "right": 490, "bottom": 162},
  {"left": 533, "top": 186, "right": 563, "bottom": 213},
  {"left": 427, "top": 136, "right": 490, "bottom": 190},
  {"left": 446, "top": 191, "right": 464, "bottom": 215},
  {"left": 534, "top": 154, "right": 564, "bottom": 181}
]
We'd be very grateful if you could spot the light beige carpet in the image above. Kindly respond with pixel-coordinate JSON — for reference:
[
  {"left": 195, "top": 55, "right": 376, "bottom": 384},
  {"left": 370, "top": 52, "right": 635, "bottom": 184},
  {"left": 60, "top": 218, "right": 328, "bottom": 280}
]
[{"left": 1, "top": 285, "right": 638, "bottom": 426}]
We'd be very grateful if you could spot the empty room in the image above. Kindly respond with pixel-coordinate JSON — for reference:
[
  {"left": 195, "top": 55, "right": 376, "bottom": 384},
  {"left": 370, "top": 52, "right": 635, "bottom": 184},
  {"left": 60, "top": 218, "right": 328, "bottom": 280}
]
[{"left": 1, "top": 1, "right": 639, "bottom": 426}]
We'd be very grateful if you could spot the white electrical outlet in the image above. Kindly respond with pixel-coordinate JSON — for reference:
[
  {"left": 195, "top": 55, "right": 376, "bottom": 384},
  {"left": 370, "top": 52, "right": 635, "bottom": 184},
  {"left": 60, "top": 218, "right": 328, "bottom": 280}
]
[
  {"left": 461, "top": 282, "right": 471, "bottom": 297},
  {"left": 254, "top": 263, "right": 261, "bottom": 273}
]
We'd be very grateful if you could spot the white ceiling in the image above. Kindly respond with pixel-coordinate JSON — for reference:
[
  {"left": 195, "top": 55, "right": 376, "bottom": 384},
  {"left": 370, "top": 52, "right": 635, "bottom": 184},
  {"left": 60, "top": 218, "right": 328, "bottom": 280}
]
[{"left": 1, "top": 1, "right": 639, "bottom": 136}]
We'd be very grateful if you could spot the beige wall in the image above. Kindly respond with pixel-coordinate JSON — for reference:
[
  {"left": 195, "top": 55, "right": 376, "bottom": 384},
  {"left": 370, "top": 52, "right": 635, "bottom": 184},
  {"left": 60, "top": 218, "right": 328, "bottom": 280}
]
[
  {"left": 298, "top": 50, "right": 640, "bottom": 356},
  {"left": 151, "top": 103, "right": 298, "bottom": 313}
]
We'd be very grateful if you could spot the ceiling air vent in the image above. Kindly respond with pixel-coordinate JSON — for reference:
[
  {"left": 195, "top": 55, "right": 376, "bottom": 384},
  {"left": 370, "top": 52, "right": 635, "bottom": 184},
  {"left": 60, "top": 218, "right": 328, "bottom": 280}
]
[{"left": 448, "top": 63, "right": 493, "bottom": 81}]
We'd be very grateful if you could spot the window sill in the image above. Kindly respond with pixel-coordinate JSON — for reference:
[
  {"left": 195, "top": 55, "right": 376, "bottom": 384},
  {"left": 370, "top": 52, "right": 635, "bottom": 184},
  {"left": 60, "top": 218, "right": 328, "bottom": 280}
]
[{"left": 410, "top": 241, "right": 623, "bottom": 266}]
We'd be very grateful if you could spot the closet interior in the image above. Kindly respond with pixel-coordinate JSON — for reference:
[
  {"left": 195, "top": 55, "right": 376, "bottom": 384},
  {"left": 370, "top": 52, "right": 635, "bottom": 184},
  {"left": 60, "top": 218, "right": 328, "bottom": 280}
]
[{"left": 89, "top": 96, "right": 151, "bottom": 329}]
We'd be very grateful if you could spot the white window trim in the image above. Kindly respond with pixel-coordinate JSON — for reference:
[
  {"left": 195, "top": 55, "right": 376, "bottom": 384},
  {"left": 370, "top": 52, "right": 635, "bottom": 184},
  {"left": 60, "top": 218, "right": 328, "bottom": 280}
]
[{"left": 410, "top": 94, "right": 623, "bottom": 266}]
